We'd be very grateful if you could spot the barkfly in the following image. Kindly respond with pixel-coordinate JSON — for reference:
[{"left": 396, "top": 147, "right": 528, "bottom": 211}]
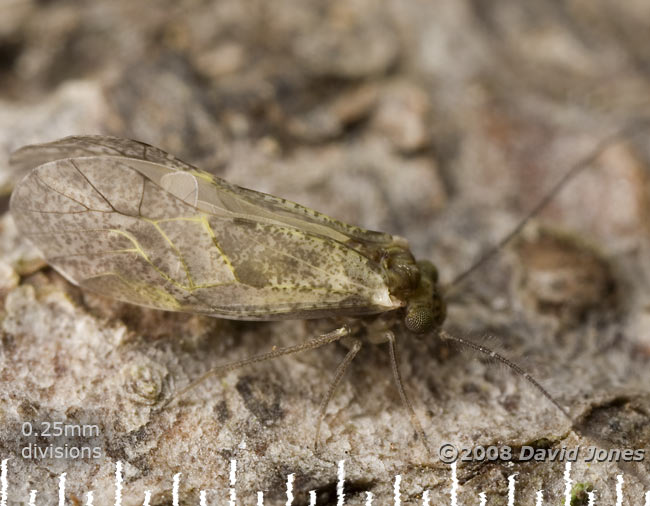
[{"left": 8, "top": 122, "right": 647, "bottom": 454}]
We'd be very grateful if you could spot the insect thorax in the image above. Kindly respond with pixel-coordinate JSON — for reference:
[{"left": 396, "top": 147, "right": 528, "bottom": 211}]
[{"left": 380, "top": 243, "right": 446, "bottom": 334}]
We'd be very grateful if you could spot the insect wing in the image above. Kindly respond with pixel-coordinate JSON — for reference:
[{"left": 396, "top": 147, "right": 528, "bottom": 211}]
[
  {"left": 10, "top": 136, "right": 395, "bottom": 245},
  {"left": 9, "top": 136, "right": 398, "bottom": 319}
]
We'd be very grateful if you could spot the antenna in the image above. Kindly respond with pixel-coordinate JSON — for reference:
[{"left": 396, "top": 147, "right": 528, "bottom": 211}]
[
  {"left": 438, "top": 329, "right": 572, "bottom": 420},
  {"left": 444, "top": 117, "right": 650, "bottom": 294}
]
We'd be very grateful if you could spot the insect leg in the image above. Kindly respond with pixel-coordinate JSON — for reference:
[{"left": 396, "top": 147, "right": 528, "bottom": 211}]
[
  {"left": 438, "top": 329, "right": 572, "bottom": 421},
  {"left": 165, "top": 325, "right": 351, "bottom": 408},
  {"left": 386, "top": 331, "right": 432, "bottom": 456},
  {"left": 314, "top": 338, "right": 362, "bottom": 451}
]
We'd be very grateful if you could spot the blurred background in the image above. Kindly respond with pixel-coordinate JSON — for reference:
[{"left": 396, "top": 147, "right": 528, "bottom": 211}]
[{"left": 1, "top": 0, "right": 649, "bottom": 504}]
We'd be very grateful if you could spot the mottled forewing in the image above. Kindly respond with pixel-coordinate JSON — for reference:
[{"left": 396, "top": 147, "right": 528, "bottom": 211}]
[
  {"left": 10, "top": 136, "right": 394, "bottom": 245},
  {"left": 10, "top": 140, "right": 398, "bottom": 318}
]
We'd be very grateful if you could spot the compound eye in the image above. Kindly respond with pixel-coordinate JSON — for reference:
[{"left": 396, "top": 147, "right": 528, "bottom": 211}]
[{"left": 405, "top": 307, "right": 434, "bottom": 334}]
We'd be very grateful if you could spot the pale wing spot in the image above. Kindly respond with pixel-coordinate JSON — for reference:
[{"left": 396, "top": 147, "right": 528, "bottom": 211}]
[
  {"left": 370, "top": 287, "right": 394, "bottom": 308},
  {"left": 159, "top": 172, "right": 199, "bottom": 207}
]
